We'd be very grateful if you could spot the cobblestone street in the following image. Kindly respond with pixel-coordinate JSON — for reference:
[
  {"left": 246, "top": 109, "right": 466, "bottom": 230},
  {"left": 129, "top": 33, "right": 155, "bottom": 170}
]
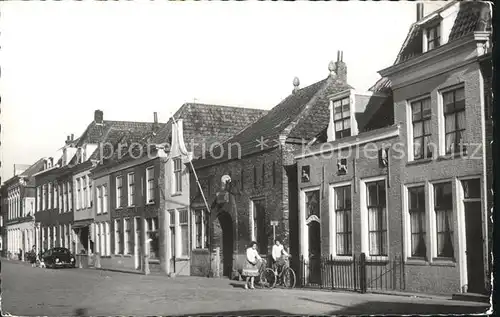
[{"left": 2, "top": 260, "right": 490, "bottom": 316}]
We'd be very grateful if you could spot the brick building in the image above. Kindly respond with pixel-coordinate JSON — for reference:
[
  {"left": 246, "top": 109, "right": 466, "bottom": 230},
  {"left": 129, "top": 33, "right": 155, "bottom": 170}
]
[
  {"left": 161, "top": 103, "right": 267, "bottom": 277},
  {"left": 378, "top": 1, "right": 492, "bottom": 294},
  {"left": 190, "top": 54, "right": 354, "bottom": 278},
  {"left": 294, "top": 77, "right": 399, "bottom": 286},
  {"left": 1, "top": 160, "right": 44, "bottom": 259}
]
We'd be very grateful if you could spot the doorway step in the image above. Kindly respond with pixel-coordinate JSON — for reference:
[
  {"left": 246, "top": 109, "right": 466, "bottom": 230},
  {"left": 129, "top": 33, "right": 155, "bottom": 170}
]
[{"left": 452, "top": 293, "right": 490, "bottom": 303}]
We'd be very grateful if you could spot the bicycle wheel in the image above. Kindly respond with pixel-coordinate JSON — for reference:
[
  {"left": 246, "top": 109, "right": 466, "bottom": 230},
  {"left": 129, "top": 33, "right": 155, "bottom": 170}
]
[
  {"left": 258, "top": 268, "right": 277, "bottom": 289},
  {"left": 282, "top": 267, "right": 296, "bottom": 288}
]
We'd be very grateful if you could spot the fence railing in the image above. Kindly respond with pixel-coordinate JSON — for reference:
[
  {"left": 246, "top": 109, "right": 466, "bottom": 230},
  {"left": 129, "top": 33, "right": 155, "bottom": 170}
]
[{"left": 299, "top": 253, "right": 405, "bottom": 293}]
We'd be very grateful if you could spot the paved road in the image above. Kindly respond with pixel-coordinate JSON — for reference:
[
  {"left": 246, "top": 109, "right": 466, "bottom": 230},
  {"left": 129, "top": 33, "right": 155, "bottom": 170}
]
[{"left": 2, "top": 260, "right": 490, "bottom": 316}]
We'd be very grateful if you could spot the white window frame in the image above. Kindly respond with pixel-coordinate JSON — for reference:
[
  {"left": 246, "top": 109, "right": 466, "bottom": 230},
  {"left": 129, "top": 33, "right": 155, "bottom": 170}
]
[
  {"left": 128, "top": 173, "right": 135, "bottom": 206},
  {"left": 48, "top": 183, "right": 52, "bottom": 210},
  {"left": 192, "top": 208, "right": 209, "bottom": 250},
  {"left": 124, "top": 217, "right": 132, "bottom": 255},
  {"left": 116, "top": 176, "right": 123, "bottom": 208},
  {"left": 173, "top": 158, "right": 182, "bottom": 194},
  {"left": 82, "top": 177, "right": 88, "bottom": 209},
  {"left": 439, "top": 84, "right": 466, "bottom": 156},
  {"left": 96, "top": 186, "right": 102, "bottom": 215},
  {"left": 329, "top": 181, "right": 353, "bottom": 259},
  {"left": 88, "top": 176, "right": 93, "bottom": 208},
  {"left": 36, "top": 186, "right": 41, "bottom": 212},
  {"left": 429, "top": 180, "right": 456, "bottom": 261},
  {"left": 402, "top": 182, "right": 428, "bottom": 261},
  {"left": 406, "top": 95, "right": 433, "bottom": 162},
  {"left": 114, "top": 219, "right": 121, "bottom": 255},
  {"left": 360, "top": 176, "right": 389, "bottom": 260},
  {"left": 105, "top": 222, "right": 111, "bottom": 256},
  {"left": 68, "top": 182, "right": 73, "bottom": 211},
  {"left": 249, "top": 198, "right": 265, "bottom": 243},
  {"left": 76, "top": 178, "right": 81, "bottom": 210},
  {"left": 146, "top": 167, "right": 155, "bottom": 204},
  {"left": 103, "top": 185, "right": 108, "bottom": 214},
  {"left": 179, "top": 209, "right": 189, "bottom": 258},
  {"left": 42, "top": 184, "right": 46, "bottom": 211}
]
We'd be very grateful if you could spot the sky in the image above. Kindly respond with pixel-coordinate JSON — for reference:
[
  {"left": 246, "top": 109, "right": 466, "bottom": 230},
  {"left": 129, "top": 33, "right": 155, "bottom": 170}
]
[{"left": 0, "top": 1, "right": 425, "bottom": 183}]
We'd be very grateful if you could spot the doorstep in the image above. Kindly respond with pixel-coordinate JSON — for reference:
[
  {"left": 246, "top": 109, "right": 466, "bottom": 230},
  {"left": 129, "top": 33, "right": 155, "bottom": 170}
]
[
  {"left": 369, "top": 290, "right": 452, "bottom": 301},
  {"left": 95, "top": 267, "right": 145, "bottom": 275},
  {"left": 452, "top": 293, "right": 490, "bottom": 303}
]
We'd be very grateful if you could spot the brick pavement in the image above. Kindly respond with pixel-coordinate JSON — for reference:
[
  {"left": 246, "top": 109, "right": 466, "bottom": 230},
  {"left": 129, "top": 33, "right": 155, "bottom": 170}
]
[{"left": 2, "top": 260, "right": 490, "bottom": 316}]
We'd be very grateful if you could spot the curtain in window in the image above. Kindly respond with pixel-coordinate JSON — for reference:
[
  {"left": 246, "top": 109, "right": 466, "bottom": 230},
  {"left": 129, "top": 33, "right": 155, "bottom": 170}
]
[{"left": 436, "top": 209, "right": 454, "bottom": 258}]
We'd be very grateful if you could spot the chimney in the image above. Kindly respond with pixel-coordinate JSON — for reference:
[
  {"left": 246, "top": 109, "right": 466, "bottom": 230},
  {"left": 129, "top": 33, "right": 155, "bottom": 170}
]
[
  {"left": 71, "top": 133, "right": 74, "bottom": 141},
  {"left": 94, "top": 110, "right": 104, "bottom": 124},
  {"left": 335, "top": 50, "right": 347, "bottom": 83},
  {"left": 292, "top": 77, "right": 300, "bottom": 94},
  {"left": 65, "top": 135, "right": 71, "bottom": 145},
  {"left": 416, "top": 3, "right": 424, "bottom": 22},
  {"left": 153, "top": 112, "right": 159, "bottom": 132}
]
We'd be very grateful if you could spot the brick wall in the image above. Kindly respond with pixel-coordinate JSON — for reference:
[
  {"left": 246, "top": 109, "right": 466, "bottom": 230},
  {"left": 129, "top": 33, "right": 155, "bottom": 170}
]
[
  {"left": 190, "top": 148, "right": 284, "bottom": 277},
  {"left": 393, "top": 63, "right": 486, "bottom": 294}
]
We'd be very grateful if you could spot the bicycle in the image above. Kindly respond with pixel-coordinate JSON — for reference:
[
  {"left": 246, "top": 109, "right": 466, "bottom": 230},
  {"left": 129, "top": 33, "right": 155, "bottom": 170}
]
[
  {"left": 261, "top": 255, "right": 296, "bottom": 289},
  {"left": 255, "top": 258, "right": 276, "bottom": 289}
]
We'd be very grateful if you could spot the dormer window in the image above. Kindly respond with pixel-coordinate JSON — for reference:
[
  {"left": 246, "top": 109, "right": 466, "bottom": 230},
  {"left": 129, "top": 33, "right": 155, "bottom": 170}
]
[
  {"left": 426, "top": 24, "right": 441, "bottom": 51},
  {"left": 333, "top": 97, "right": 351, "bottom": 139}
]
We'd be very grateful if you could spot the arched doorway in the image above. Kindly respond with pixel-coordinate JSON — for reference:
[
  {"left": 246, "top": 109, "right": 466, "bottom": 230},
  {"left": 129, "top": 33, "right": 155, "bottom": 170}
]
[{"left": 217, "top": 211, "right": 234, "bottom": 278}]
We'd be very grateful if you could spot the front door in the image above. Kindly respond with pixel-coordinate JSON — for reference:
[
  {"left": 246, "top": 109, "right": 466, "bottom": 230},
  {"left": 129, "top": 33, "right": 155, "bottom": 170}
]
[
  {"left": 308, "top": 221, "right": 321, "bottom": 284},
  {"left": 462, "top": 179, "right": 485, "bottom": 294},
  {"left": 464, "top": 201, "right": 485, "bottom": 294}
]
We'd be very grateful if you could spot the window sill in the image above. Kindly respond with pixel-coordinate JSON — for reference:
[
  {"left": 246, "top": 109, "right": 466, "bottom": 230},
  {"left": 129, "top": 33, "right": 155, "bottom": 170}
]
[
  {"left": 328, "top": 255, "right": 353, "bottom": 262},
  {"left": 192, "top": 248, "right": 210, "bottom": 252},
  {"left": 437, "top": 152, "right": 466, "bottom": 161},
  {"left": 171, "top": 192, "right": 182, "bottom": 197},
  {"left": 146, "top": 201, "right": 155, "bottom": 206},
  {"left": 431, "top": 258, "right": 456, "bottom": 267},
  {"left": 366, "top": 256, "right": 389, "bottom": 263},
  {"left": 406, "top": 158, "right": 433, "bottom": 166},
  {"left": 148, "top": 258, "right": 160, "bottom": 263},
  {"left": 405, "top": 258, "right": 429, "bottom": 266},
  {"left": 175, "top": 257, "right": 190, "bottom": 261}
]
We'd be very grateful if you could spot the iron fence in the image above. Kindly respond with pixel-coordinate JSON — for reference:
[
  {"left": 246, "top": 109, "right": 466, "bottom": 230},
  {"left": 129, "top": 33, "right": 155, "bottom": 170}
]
[{"left": 299, "top": 253, "right": 405, "bottom": 293}]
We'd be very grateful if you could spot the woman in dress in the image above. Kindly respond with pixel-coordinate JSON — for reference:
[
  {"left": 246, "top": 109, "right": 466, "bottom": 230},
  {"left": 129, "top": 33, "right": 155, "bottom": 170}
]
[{"left": 242, "top": 241, "right": 262, "bottom": 289}]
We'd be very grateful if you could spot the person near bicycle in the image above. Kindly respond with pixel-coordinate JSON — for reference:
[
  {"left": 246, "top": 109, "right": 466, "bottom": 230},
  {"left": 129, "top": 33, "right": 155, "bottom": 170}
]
[
  {"left": 271, "top": 239, "right": 289, "bottom": 275},
  {"left": 242, "top": 241, "right": 263, "bottom": 290}
]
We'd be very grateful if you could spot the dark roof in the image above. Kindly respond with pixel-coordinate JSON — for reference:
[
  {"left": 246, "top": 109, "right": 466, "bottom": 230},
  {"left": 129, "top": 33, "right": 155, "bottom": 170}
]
[
  {"left": 194, "top": 74, "right": 352, "bottom": 167},
  {"left": 1, "top": 159, "right": 45, "bottom": 188},
  {"left": 75, "top": 120, "right": 158, "bottom": 147},
  {"left": 92, "top": 103, "right": 266, "bottom": 173},
  {"left": 395, "top": 1, "right": 491, "bottom": 65},
  {"left": 369, "top": 77, "right": 392, "bottom": 93}
]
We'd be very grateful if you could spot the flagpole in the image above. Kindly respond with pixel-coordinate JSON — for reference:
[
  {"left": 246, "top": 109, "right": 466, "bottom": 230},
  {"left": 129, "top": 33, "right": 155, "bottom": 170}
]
[{"left": 168, "top": 111, "right": 214, "bottom": 278}]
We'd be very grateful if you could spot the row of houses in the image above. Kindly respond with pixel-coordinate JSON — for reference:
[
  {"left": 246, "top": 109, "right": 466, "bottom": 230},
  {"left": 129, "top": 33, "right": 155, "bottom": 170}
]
[{"left": 1, "top": 1, "right": 492, "bottom": 296}]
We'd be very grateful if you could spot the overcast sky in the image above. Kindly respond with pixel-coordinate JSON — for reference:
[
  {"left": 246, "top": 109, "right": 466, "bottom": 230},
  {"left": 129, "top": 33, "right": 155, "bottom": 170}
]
[{"left": 1, "top": 1, "right": 426, "bottom": 182}]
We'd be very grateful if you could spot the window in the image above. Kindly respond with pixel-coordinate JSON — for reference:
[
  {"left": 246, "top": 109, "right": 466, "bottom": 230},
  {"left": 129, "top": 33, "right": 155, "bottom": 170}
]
[
  {"left": 63, "top": 183, "right": 67, "bottom": 212},
  {"left": 173, "top": 158, "right": 182, "bottom": 193},
  {"left": 105, "top": 222, "right": 111, "bottom": 256},
  {"left": 42, "top": 184, "right": 46, "bottom": 210},
  {"left": 179, "top": 210, "right": 189, "bottom": 257},
  {"left": 96, "top": 186, "right": 102, "bottom": 215},
  {"left": 37, "top": 186, "right": 41, "bottom": 212},
  {"left": 48, "top": 183, "right": 52, "bottom": 209},
  {"left": 193, "top": 209, "right": 209, "bottom": 249},
  {"left": 82, "top": 177, "right": 88, "bottom": 209},
  {"left": 95, "top": 223, "right": 101, "bottom": 255},
  {"left": 335, "top": 185, "right": 352, "bottom": 256},
  {"left": 408, "top": 186, "right": 426, "bottom": 258},
  {"left": 116, "top": 176, "right": 123, "bottom": 208},
  {"left": 146, "top": 167, "right": 155, "bottom": 203},
  {"left": 102, "top": 185, "right": 108, "bottom": 213},
  {"left": 128, "top": 173, "right": 135, "bottom": 206},
  {"left": 124, "top": 218, "right": 133, "bottom": 255},
  {"left": 68, "top": 182, "right": 73, "bottom": 211},
  {"left": 252, "top": 199, "right": 267, "bottom": 253},
  {"left": 411, "top": 98, "right": 432, "bottom": 159},
  {"left": 76, "top": 179, "right": 81, "bottom": 210},
  {"left": 367, "top": 180, "right": 387, "bottom": 256},
  {"left": 427, "top": 24, "right": 441, "bottom": 50},
  {"left": 146, "top": 217, "right": 159, "bottom": 259},
  {"left": 333, "top": 97, "right": 351, "bottom": 139},
  {"left": 443, "top": 87, "right": 466, "bottom": 155},
  {"left": 169, "top": 211, "right": 175, "bottom": 259},
  {"left": 114, "top": 219, "right": 121, "bottom": 254},
  {"left": 58, "top": 184, "right": 63, "bottom": 213},
  {"left": 54, "top": 183, "right": 58, "bottom": 210},
  {"left": 434, "top": 182, "right": 454, "bottom": 258},
  {"left": 89, "top": 177, "right": 93, "bottom": 208}
]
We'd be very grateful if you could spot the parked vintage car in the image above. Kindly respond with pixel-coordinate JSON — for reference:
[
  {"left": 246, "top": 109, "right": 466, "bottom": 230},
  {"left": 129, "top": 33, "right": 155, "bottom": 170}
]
[{"left": 42, "top": 247, "right": 76, "bottom": 269}]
